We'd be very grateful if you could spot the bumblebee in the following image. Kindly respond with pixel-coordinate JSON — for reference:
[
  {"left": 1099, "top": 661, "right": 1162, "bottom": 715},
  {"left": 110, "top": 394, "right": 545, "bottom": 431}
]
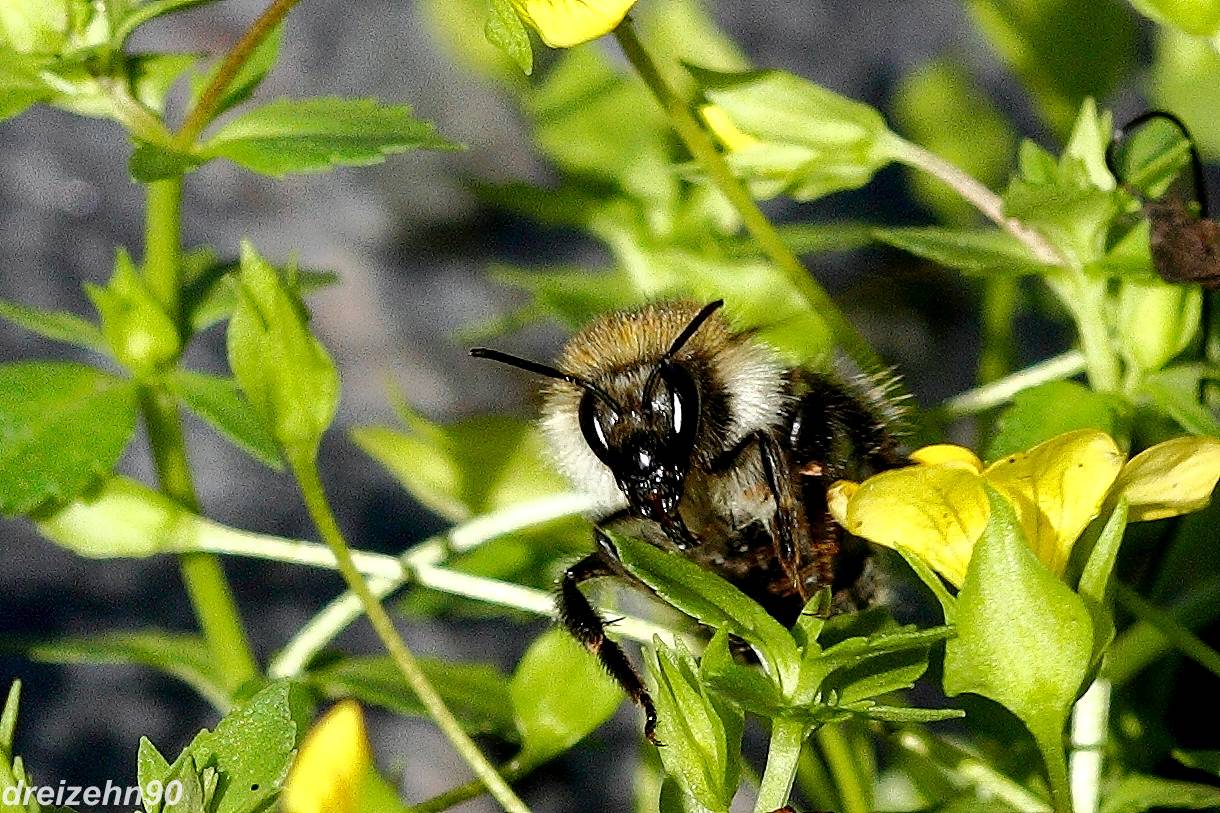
[{"left": 472, "top": 299, "right": 905, "bottom": 741}]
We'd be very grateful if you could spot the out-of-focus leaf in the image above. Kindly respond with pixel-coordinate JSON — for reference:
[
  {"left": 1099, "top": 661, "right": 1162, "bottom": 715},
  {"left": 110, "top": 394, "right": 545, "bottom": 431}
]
[
  {"left": 0, "top": 297, "right": 106, "bottom": 351},
  {"left": 112, "top": 0, "right": 220, "bottom": 47},
  {"left": 891, "top": 58, "right": 1017, "bottom": 225},
  {"left": 307, "top": 654, "right": 518, "bottom": 741},
  {"left": 1142, "top": 364, "right": 1220, "bottom": 437},
  {"left": 0, "top": 1, "right": 68, "bottom": 54},
  {"left": 202, "top": 97, "right": 459, "bottom": 177},
  {"left": 986, "top": 381, "right": 1128, "bottom": 462},
  {"left": 491, "top": 265, "right": 641, "bottom": 330},
  {"left": 0, "top": 362, "right": 138, "bottom": 516},
  {"left": 1173, "top": 749, "right": 1220, "bottom": 777},
  {"left": 964, "top": 0, "right": 1136, "bottom": 135},
  {"left": 610, "top": 531, "right": 799, "bottom": 691},
  {"left": 11, "top": 631, "right": 230, "bottom": 709},
  {"left": 353, "top": 409, "right": 565, "bottom": 521},
  {"left": 419, "top": 0, "right": 525, "bottom": 86},
  {"left": 1129, "top": 0, "right": 1220, "bottom": 35},
  {"left": 1099, "top": 774, "right": 1220, "bottom": 813},
  {"left": 1150, "top": 27, "right": 1220, "bottom": 159},
  {"left": 128, "top": 52, "right": 200, "bottom": 114},
  {"left": 184, "top": 261, "right": 337, "bottom": 333},
  {"left": 874, "top": 227, "right": 1049, "bottom": 276},
  {"left": 0, "top": 48, "right": 52, "bottom": 121},
  {"left": 188, "top": 22, "right": 283, "bottom": 120},
  {"left": 167, "top": 369, "right": 284, "bottom": 469},
  {"left": 1116, "top": 279, "right": 1202, "bottom": 376},
  {"left": 510, "top": 629, "right": 623, "bottom": 761},
  {"left": 637, "top": 0, "right": 749, "bottom": 102}
]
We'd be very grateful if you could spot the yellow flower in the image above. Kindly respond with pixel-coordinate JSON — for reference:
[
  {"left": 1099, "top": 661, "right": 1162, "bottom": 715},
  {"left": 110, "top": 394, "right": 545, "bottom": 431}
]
[
  {"left": 510, "top": 0, "right": 638, "bottom": 48},
  {"left": 828, "top": 430, "right": 1220, "bottom": 587},
  {"left": 282, "top": 701, "right": 372, "bottom": 813},
  {"left": 698, "top": 104, "right": 762, "bottom": 152}
]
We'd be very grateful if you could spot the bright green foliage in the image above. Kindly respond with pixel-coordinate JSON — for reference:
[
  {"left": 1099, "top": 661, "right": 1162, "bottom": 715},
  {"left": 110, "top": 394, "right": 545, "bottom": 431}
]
[
  {"left": 0, "top": 49, "right": 52, "bottom": 122},
  {"left": 227, "top": 242, "right": 340, "bottom": 459},
  {"left": 139, "top": 682, "right": 305, "bottom": 813},
  {"left": 86, "top": 249, "right": 181, "bottom": 377},
  {"left": 648, "top": 640, "right": 742, "bottom": 813},
  {"left": 1150, "top": 27, "right": 1220, "bottom": 158},
  {"left": 987, "top": 381, "right": 1129, "bottom": 462},
  {"left": 873, "top": 227, "right": 1050, "bottom": 277},
  {"left": 510, "top": 629, "right": 623, "bottom": 763},
  {"left": 1129, "top": 0, "right": 1220, "bottom": 37},
  {"left": 0, "top": 363, "right": 138, "bottom": 516},
  {"left": 485, "top": 0, "right": 533, "bottom": 75},
  {"left": 0, "top": 298, "right": 106, "bottom": 352},
  {"left": 696, "top": 67, "right": 898, "bottom": 202},
  {"left": 964, "top": 0, "right": 1136, "bottom": 135},
  {"left": 167, "top": 370, "right": 284, "bottom": 470},
  {"left": 183, "top": 260, "right": 338, "bottom": 334},
  {"left": 307, "top": 655, "right": 519, "bottom": 741},
  {"left": 201, "top": 97, "right": 460, "bottom": 177},
  {"left": 944, "top": 489, "right": 1094, "bottom": 808},
  {"left": 1116, "top": 279, "right": 1202, "bottom": 375}
]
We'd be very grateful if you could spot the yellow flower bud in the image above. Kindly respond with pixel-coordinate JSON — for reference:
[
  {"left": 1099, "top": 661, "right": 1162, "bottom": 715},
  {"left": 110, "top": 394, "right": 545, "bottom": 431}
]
[
  {"left": 282, "top": 701, "right": 372, "bottom": 813},
  {"left": 509, "top": 0, "right": 637, "bottom": 47}
]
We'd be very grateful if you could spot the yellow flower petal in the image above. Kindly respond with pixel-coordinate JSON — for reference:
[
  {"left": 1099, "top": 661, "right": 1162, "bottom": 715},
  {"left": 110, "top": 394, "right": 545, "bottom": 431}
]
[
  {"left": 698, "top": 104, "right": 762, "bottom": 152},
  {"left": 510, "top": 0, "right": 637, "bottom": 47},
  {"left": 832, "top": 465, "right": 989, "bottom": 587},
  {"left": 909, "top": 444, "right": 983, "bottom": 472},
  {"left": 283, "top": 701, "right": 372, "bottom": 813},
  {"left": 1115, "top": 435, "right": 1220, "bottom": 521},
  {"left": 983, "top": 429, "right": 1123, "bottom": 575}
]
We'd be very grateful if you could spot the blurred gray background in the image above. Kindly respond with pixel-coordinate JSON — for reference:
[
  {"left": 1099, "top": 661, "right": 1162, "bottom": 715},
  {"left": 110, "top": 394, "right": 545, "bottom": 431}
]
[{"left": 1, "top": 0, "right": 1087, "bottom": 809}]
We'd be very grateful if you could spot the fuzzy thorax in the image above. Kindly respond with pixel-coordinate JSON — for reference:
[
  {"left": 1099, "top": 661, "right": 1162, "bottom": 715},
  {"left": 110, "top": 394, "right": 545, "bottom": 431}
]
[{"left": 540, "top": 301, "right": 788, "bottom": 508}]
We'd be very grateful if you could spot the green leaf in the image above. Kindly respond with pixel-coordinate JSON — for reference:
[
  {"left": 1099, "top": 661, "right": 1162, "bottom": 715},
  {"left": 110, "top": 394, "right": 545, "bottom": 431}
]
[
  {"left": 306, "top": 654, "right": 518, "bottom": 741},
  {"left": 150, "top": 682, "right": 304, "bottom": 813},
  {"left": 138, "top": 737, "right": 174, "bottom": 813},
  {"left": 1142, "top": 365, "right": 1220, "bottom": 437},
  {"left": 0, "top": 297, "right": 105, "bottom": 351},
  {"left": 484, "top": 0, "right": 531, "bottom": 75},
  {"left": 0, "top": 1, "right": 68, "bottom": 54},
  {"left": 964, "top": 0, "right": 1136, "bottom": 135},
  {"left": 891, "top": 58, "right": 1018, "bottom": 225},
  {"left": 1150, "top": 27, "right": 1220, "bottom": 159},
  {"left": 10, "top": 631, "right": 230, "bottom": 709},
  {"left": 85, "top": 248, "right": 181, "bottom": 375},
  {"left": 111, "top": 0, "right": 220, "bottom": 47},
  {"left": 943, "top": 488, "right": 1093, "bottom": 805},
  {"left": 129, "top": 140, "right": 204, "bottom": 182},
  {"left": 1132, "top": 0, "right": 1220, "bottom": 34},
  {"left": 189, "top": 22, "right": 283, "bottom": 120},
  {"left": 896, "top": 546, "right": 957, "bottom": 623},
  {"left": 698, "top": 628, "right": 784, "bottom": 716},
  {"left": 167, "top": 369, "right": 284, "bottom": 469},
  {"left": 0, "top": 47, "right": 51, "bottom": 121},
  {"left": 696, "top": 67, "right": 897, "bottom": 202},
  {"left": 1099, "top": 774, "right": 1220, "bottom": 813},
  {"left": 1078, "top": 498, "right": 1130, "bottom": 608},
  {"left": 490, "top": 265, "right": 640, "bottom": 331},
  {"left": 609, "top": 531, "right": 800, "bottom": 692},
  {"left": 124, "top": 53, "right": 197, "bottom": 118},
  {"left": 0, "top": 362, "right": 138, "bottom": 516},
  {"left": 510, "top": 629, "right": 623, "bottom": 762},
  {"left": 183, "top": 260, "right": 337, "bottom": 333},
  {"left": 648, "top": 639, "right": 741, "bottom": 813},
  {"left": 35, "top": 476, "right": 190, "bottom": 558},
  {"left": 353, "top": 408, "right": 566, "bottom": 521},
  {"left": 227, "top": 241, "right": 339, "bottom": 457},
  {"left": 201, "top": 97, "right": 459, "bottom": 177},
  {"left": 874, "top": 227, "right": 1048, "bottom": 276},
  {"left": 1173, "top": 749, "right": 1220, "bottom": 778},
  {"left": 986, "top": 381, "right": 1128, "bottom": 463}
]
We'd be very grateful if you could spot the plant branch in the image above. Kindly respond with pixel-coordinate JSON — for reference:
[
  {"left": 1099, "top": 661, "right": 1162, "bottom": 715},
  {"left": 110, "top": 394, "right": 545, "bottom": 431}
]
[
  {"left": 894, "top": 728, "right": 1053, "bottom": 813},
  {"left": 412, "top": 757, "right": 537, "bottom": 813},
  {"left": 888, "top": 138, "right": 1066, "bottom": 266},
  {"left": 613, "top": 20, "right": 884, "bottom": 374},
  {"left": 289, "top": 454, "right": 532, "bottom": 813},
  {"left": 815, "top": 724, "right": 871, "bottom": 813},
  {"left": 174, "top": 0, "right": 301, "bottom": 148},
  {"left": 1069, "top": 679, "right": 1109, "bottom": 813},
  {"left": 940, "top": 350, "right": 1086, "bottom": 416}
]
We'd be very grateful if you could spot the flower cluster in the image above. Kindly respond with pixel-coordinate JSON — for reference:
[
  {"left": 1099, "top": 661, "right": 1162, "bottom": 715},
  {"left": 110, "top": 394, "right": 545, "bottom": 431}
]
[{"left": 829, "top": 430, "right": 1220, "bottom": 587}]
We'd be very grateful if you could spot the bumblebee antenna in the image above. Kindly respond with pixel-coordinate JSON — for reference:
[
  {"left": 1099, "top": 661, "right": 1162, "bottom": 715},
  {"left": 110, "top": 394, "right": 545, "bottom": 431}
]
[
  {"left": 1106, "top": 110, "right": 1209, "bottom": 219},
  {"left": 469, "top": 347, "right": 621, "bottom": 410},
  {"left": 666, "top": 299, "right": 725, "bottom": 358}
]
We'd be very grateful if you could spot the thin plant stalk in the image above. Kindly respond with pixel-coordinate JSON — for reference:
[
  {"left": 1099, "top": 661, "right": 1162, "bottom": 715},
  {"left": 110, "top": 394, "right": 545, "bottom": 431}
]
[
  {"left": 613, "top": 20, "right": 883, "bottom": 374},
  {"left": 815, "top": 724, "right": 871, "bottom": 813},
  {"left": 754, "top": 719, "right": 809, "bottom": 813},
  {"left": 289, "top": 455, "right": 532, "bottom": 813}
]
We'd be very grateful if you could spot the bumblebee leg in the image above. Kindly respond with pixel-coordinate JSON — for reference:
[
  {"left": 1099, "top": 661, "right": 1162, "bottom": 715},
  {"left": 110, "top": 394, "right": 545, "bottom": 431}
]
[{"left": 557, "top": 547, "right": 660, "bottom": 744}]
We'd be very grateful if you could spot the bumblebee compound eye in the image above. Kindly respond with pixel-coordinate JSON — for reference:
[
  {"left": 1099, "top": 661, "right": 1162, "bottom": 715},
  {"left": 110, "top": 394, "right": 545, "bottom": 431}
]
[
  {"left": 659, "top": 363, "right": 701, "bottom": 453},
  {"left": 578, "top": 390, "right": 617, "bottom": 467}
]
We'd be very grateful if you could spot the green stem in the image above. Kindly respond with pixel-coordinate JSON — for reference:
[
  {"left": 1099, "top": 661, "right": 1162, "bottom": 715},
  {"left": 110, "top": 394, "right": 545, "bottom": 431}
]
[
  {"left": 815, "top": 725, "right": 870, "bottom": 813},
  {"left": 174, "top": 0, "right": 302, "bottom": 148},
  {"left": 794, "top": 742, "right": 841, "bottom": 812},
  {"left": 1068, "top": 679, "right": 1110, "bottom": 813},
  {"left": 979, "top": 278, "right": 1019, "bottom": 385},
  {"left": 1113, "top": 583, "right": 1220, "bottom": 681},
  {"left": 755, "top": 719, "right": 810, "bottom": 812},
  {"left": 940, "top": 350, "right": 1087, "bottom": 416},
  {"left": 289, "top": 454, "right": 531, "bottom": 813},
  {"left": 139, "top": 387, "right": 259, "bottom": 688},
  {"left": 1032, "top": 723, "right": 1073, "bottom": 813},
  {"left": 140, "top": 179, "right": 259, "bottom": 691},
  {"left": 613, "top": 21, "right": 883, "bottom": 374},
  {"left": 894, "top": 728, "right": 1053, "bottom": 812},
  {"left": 412, "top": 758, "right": 535, "bottom": 813}
]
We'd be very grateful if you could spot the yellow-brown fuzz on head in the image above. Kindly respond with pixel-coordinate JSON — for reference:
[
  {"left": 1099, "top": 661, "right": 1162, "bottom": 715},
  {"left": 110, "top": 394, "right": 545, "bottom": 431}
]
[{"left": 540, "top": 301, "right": 789, "bottom": 508}]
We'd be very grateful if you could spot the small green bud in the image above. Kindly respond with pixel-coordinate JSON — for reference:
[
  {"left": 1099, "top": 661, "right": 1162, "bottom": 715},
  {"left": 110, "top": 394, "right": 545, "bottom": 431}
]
[
  {"left": 227, "top": 241, "right": 339, "bottom": 459},
  {"left": 35, "top": 477, "right": 188, "bottom": 558},
  {"left": 86, "top": 249, "right": 181, "bottom": 377},
  {"left": 1116, "top": 278, "right": 1201, "bottom": 375}
]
